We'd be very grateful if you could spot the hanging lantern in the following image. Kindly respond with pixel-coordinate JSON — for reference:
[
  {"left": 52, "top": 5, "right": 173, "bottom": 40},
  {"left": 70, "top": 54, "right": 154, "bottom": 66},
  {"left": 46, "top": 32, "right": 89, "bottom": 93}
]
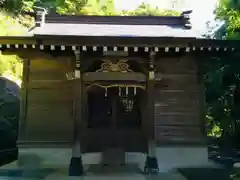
[
  {"left": 126, "top": 86, "right": 128, "bottom": 96},
  {"left": 105, "top": 88, "right": 108, "bottom": 97},
  {"left": 119, "top": 87, "right": 121, "bottom": 97},
  {"left": 134, "top": 87, "right": 137, "bottom": 95},
  {"left": 125, "top": 99, "right": 134, "bottom": 112}
]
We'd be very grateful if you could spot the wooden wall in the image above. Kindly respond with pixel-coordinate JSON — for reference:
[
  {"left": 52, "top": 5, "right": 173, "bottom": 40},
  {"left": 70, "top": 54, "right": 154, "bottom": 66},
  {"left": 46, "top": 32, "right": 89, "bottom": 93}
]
[
  {"left": 155, "top": 56, "right": 204, "bottom": 145},
  {"left": 18, "top": 51, "right": 204, "bottom": 148},
  {"left": 23, "top": 53, "right": 74, "bottom": 144}
]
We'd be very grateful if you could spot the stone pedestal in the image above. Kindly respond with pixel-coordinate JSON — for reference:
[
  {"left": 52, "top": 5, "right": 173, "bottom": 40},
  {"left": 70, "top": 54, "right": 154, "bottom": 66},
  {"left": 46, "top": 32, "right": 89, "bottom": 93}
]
[
  {"left": 17, "top": 148, "right": 72, "bottom": 169},
  {"left": 1, "top": 146, "right": 216, "bottom": 174},
  {"left": 155, "top": 147, "right": 210, "bottom": 172},
  {"left": 126, "top": 146, "right": 215, "bottom": 172}
]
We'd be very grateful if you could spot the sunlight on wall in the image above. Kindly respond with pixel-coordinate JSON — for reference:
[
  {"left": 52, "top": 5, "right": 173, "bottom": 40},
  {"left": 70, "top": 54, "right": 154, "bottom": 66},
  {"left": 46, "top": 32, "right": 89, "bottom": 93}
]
[
  {"left": 0, "top": 11, "right": 26, "bottom": 87},
  {"left": 0, "top": 53, "right": 23, "bottom": 87}
]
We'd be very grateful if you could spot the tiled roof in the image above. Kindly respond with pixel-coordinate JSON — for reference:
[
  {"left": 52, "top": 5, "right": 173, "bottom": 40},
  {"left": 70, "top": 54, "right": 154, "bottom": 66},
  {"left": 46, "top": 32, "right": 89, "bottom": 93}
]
[
  {"left": 33, "top": 23, "right": 202, "bottom": 38},
  {"left": 31, "top": 10, "right": 202, "bottom": 38},
  {"left": 0, "top": 11, "right": 238, "bottom": 52}
]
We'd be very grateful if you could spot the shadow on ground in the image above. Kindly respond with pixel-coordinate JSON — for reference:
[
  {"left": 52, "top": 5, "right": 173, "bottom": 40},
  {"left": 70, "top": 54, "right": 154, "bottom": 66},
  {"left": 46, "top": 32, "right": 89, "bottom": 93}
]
[{"left": 179, "top": 168, "right": 233, "bottom": 180}]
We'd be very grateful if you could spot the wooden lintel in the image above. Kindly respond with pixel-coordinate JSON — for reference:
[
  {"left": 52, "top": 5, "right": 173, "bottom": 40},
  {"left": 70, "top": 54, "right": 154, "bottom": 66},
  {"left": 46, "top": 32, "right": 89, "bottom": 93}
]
[
  {"left": 1, "top": 49, "right": 39, "bottom": 59},
  {"left": 0, "top": 36, "right": 36, "bottom": 45},
  {"left": 83, "top": 72, "right": 146, "bottom": 82}
]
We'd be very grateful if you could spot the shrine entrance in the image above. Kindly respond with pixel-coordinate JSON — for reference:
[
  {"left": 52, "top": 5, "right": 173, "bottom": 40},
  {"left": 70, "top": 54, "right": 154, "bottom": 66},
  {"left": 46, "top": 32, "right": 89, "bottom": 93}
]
[{"left": 84, "top": 84, "right": 147, "bottom": 153}]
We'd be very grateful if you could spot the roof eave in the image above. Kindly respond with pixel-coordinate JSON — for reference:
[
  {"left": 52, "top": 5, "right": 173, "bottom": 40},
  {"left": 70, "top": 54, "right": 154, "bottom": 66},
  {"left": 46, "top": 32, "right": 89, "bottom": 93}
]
[{"left": 0, "top": 35, "right": 238, "bottom": 51}]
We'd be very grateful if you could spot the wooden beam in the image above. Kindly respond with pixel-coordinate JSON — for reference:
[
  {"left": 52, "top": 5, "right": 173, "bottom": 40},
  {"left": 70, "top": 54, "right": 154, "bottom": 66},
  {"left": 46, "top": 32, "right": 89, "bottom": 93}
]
[
  {"left": 83, "top": 72, "right": 146, "bottom": 82},
  {"left": 146, "top": 77, "right": 155, "bottom": 140},
  {"left": 196, "top": 59, "right": 207, "bottom": 144},
  {"left": 17, "top": 59, "right": 30, "bottom": 145},
  {"left": 146, "top": 52, "right": 156, "bottom": 141},
  {"left": 73, "top": 52, "right": 82, "bottom": 144},
  {"left": 73, "top": 50, "right": 87, "bottom": 155}
]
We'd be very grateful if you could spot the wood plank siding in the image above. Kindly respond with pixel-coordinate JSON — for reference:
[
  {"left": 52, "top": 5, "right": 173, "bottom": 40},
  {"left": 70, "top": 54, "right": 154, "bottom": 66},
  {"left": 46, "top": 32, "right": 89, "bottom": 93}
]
[
  {"left": 25, "top": 55, "right": 74, "bottom": 144},
  {"left": 19, "top": 52, "right": 204, "bottom": 148},
  {"left": 155, "top": 57, "right": 204, "bottom": 145}
]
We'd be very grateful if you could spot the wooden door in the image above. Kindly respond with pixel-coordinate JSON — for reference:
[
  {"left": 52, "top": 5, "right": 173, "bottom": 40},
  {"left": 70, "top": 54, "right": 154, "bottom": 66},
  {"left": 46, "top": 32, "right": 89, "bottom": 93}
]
[
  {"left": 83, "top": 86, "right": 147, "bottom": 153},
  {"left": 114, "top": 90, "right": 147, "bottom": 152}
]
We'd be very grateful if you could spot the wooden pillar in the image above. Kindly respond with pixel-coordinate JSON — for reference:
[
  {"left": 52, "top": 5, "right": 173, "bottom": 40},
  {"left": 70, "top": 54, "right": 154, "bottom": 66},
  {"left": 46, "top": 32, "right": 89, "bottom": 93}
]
[
  {"left": 196, "top": 57, "right": 206, "bottom": 144},
  {"left": 144, "top": 51, "right": 159, "bottom": 174},
  {"left": 18, "top": 59, "right": 30, "bottom": 145},
  {"left": 69, "top": 49, "right": 84, "bottom": 176}
]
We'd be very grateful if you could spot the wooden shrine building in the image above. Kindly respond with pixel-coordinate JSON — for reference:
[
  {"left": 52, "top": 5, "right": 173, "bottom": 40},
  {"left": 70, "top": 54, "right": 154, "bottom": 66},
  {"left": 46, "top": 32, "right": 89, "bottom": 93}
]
[{"left": 0, "top": 10, "right": 239, "bottom": 175}]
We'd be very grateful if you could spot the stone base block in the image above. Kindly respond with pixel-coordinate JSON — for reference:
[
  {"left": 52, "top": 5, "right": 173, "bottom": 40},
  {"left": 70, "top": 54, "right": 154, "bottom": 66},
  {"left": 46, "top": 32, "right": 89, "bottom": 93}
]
[
  {"left": 17, "top": 148, "right": 72, "bottom": 169},
  {"left": 155, "top": 147, "right": 211, "bottom": 172},
  {"left": 126, "top": 146, "right": 217, "bottom": 172},
  {"left": 1, "top": 146, "right": 217, "bottom": 173}
]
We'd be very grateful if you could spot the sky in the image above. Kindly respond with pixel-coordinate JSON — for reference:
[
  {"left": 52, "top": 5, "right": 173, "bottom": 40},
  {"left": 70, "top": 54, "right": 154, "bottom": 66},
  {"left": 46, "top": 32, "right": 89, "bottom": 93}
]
[{"left": 115, "top": 0, "right": 219, "bottom": 33}]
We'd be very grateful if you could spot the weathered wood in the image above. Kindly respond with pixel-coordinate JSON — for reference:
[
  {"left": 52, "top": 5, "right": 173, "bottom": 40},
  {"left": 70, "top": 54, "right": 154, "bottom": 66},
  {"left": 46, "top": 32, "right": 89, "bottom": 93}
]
[
  {"left": 155, "top": 74, "right": 198, "bottom": 90},
  {"left": 27, "top": 80, "right": 72, "bottom": 89},
  {"left": 27, "top": 88, "right": 73, "bottom": 102},
  {"left": 27, "top": 106, "right": 72, "bottom": 119},
  {"left": 18, "top": 59, "right": 30, "bottom": 144},
  {"left": 154, "top": 56, "right": 203, "bottom": 145},
  {"left": 74, "top": 78, "right": 83, "bottom": 140},
  {"left": 25, "top": 54, "right": 74, "bottom": 144},
  {"left": 196, "top": 57, "right": 207, "bottom": 141},
  {"left": 81, "top": 85, "right": 147, "bottom": 153},
  {"left": 154, "top": 90, "right": 199, "bottom": 103},
  {"left": 29, "top": 71, "right": 69, "bottom": 80},
  {"left": 30, "top": 59, "right": 72, "bottom": 71},
  {"left": 146, "top": 78, "right": 155, "bottom": 140},
  {"left": 19, "top": 49, "right": 205, "bottom": 149},
  {"left": 155, "top": 126, "right": 202, "bottom": 144},
  {"left": 83, "top": 72, "right": 146, "bottom": 82},
  {"left": 155, "top": 114, "right": 200, "bottom": 126},
  {"left": 146, "top": 52, "right": 156, "bottom": 141},
  {"left": 83, "top": 129, "right": 147, "bottom": 153},
  {"left": 155, "top": 102, "right": 199, "bottom": 114},
  {"left": 156, "top": 57, "right": 197, "bottom": 74}
]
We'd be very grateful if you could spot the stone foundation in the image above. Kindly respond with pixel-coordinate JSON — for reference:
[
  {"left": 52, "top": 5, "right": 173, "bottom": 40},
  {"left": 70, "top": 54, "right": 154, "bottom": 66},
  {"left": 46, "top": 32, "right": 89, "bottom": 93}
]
[
  {"left": 3, "top": 146, "right": 215, "bottom": 172},
  {"left": 126, "top": 146, "right": 213, "bottom": 172},
  {"left": 17, "top": 148, "right": 72, "bottom": 169},
  {"left": 155, "top": 147, "right": 212, "bottom": 172}
]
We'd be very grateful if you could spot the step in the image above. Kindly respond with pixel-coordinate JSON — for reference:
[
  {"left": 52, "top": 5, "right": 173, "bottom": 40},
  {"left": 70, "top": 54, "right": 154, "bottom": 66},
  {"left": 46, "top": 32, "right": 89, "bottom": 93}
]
[
  {"left": 101, "top": 148, "right": 125, "bottom": 166},
  {"left": 0, "top": 167, "right": 187, "bottom": 180},
  {"left": 45, "top": 172, "right": 187, "bottom": 180}
]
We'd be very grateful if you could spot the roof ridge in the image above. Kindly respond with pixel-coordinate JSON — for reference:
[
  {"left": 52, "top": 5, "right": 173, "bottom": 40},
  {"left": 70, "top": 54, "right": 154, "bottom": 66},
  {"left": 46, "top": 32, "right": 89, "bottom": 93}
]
[{"left": 22, "top": 9, "right": 192, "bottom": 29}]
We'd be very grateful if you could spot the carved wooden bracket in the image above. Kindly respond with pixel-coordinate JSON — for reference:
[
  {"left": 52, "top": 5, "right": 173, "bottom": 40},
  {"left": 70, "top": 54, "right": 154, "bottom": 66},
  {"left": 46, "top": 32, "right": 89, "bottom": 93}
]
[
  {"left": 96, "top": 59, "right": 132, "bottom": 72},
  {"left": 148, "top": 71, "right": 155, "bottom": 80}
]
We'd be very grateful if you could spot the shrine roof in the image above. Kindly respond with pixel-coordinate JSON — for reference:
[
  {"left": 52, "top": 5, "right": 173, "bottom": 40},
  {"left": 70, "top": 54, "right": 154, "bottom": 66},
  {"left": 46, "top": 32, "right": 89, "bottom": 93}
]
[
  {"left": 0, "top": 10, "right": 239, "bottom": 53},
  {"left": 33, "top": 23, "right": 200, "bottom": 38},
  {"left": 31, "top": 11, "right": 201, "bottom": 38}
]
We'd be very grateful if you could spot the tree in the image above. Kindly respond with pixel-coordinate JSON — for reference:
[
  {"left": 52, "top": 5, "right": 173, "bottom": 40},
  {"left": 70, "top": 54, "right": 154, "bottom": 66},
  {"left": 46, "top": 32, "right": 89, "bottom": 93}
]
[
  {"left": 215, "top": 0, "right": 240, "bottom": 39},
  {"left": 204, "top": 0, "right": 240, "bottom": 147},
  {"left": 120, "top": 2, "right": 180, "bottom": 16},
  {"left": 1, "top": 0, "right": 180, "bottom": 16}
]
